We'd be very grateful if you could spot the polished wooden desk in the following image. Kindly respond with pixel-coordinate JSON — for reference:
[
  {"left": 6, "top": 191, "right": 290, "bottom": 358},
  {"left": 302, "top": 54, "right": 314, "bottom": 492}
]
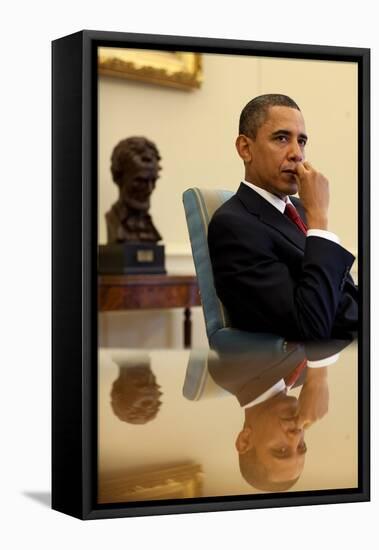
[{"left": 98, "top": 274, "right": 201, "bottom": 348}]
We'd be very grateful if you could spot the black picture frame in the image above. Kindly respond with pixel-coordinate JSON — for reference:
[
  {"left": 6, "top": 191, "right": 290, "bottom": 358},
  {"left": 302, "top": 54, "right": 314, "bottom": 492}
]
[{"left": 52, "top": 30, "right": 370, "bottom": 520}]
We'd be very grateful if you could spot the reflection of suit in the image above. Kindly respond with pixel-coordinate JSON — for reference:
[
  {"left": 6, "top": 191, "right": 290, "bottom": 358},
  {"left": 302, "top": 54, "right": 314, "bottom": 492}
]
[
  {"left": 183, "top": 338, "right": 352, "bottom": 405},
  {"left": 208, "top": 344, "right": 306, "bottom": 406},
  {"left": 208, "top": 339, "right": 351, "bottom": 406},
  {"left": 208, "top": 184, "right": 358, "bottom": 341}
]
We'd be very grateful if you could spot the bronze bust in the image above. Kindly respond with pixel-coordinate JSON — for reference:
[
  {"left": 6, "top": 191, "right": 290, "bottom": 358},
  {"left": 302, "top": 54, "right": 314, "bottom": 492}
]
[{"left": 106, "top": 136, "right": 163, "bottom": 243}]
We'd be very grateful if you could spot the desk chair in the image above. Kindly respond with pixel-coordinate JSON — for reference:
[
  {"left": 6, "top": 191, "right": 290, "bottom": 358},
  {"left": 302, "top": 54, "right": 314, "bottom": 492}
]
[{"left": 182, "top": 187, "right": 282, "bottom": 352}]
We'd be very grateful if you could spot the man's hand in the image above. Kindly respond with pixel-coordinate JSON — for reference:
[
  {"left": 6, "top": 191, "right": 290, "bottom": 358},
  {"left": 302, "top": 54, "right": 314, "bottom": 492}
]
[
  {"left": 295, "top": 161, "right": 330, "bottom": 230},
  {"left": 296, "top": 368, "right": 329, "bottom": 429}
]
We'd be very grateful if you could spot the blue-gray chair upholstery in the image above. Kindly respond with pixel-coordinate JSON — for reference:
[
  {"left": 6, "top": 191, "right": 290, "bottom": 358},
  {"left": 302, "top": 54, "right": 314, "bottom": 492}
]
[{"left": 183, "top": 188, "right": 232, "bottom": 345}]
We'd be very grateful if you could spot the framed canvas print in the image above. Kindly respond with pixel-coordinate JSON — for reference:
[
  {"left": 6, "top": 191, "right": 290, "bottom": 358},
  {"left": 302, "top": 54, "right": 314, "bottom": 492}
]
[{"left": 52, "top": 30, "right": 370, "bottom": 520}]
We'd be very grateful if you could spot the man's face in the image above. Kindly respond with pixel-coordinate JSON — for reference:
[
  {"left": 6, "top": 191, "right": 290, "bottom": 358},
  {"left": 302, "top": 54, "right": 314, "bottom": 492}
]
[
  {"left": 241, "top": 106, "right": 308, "bottom": 199},
  {"left": 252, "top": 393, "right": 306, "bottom": 482}
]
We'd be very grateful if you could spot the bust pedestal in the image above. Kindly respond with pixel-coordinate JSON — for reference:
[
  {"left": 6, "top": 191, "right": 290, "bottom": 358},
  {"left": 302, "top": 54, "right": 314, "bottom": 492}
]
[{"left": 99, "top": 242, "right": 166, "bottom": 275}]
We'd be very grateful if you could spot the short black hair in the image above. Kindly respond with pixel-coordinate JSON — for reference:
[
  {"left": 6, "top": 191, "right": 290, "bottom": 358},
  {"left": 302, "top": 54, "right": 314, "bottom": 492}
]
[
  {"left": 239, "top": 447, "right": 300, "bottom": 492},
  {"left": 239, "top": 94, "right": 301, "bottom": 139}
]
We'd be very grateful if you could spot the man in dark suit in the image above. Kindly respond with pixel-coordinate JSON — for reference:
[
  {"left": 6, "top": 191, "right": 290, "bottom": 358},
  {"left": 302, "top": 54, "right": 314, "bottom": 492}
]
[{"left": 208, "top": 94, "right": 358, "bottom": 341}]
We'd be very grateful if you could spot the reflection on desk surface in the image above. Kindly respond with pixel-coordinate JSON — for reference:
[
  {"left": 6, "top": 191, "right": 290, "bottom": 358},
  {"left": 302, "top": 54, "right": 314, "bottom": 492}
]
[{"left": 98, "top": 338, "right": 358, "bottom": 504}]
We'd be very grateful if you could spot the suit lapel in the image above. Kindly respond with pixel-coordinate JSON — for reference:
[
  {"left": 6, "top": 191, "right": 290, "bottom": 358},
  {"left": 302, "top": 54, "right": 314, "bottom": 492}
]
[
  {"left": 209, "top": 343, "right": 306, "bottom": 406},
  {"left": 236, "top": 183, "right": 306, "bottom": 251}
]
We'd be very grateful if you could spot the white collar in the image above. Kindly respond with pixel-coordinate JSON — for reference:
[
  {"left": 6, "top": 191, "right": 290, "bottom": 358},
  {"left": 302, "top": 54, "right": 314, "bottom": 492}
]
[
  {"left": 242, "top": 179, "right": 293, "bottom": 214},
  {"left": 242, "top": 379, "right": 287, "bottom": 409}
]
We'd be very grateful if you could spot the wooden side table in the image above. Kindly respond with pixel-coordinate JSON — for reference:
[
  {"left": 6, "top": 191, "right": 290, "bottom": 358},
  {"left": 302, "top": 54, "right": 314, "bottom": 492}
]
[{"left": 98, "top": 274, "right": 201, "bottom": 348}]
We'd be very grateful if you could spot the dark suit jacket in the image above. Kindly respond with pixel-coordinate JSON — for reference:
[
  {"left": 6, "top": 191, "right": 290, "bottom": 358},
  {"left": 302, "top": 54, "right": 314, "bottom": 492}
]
[{"left": 208, "top": 183, "right": 358, "bottom": 340}]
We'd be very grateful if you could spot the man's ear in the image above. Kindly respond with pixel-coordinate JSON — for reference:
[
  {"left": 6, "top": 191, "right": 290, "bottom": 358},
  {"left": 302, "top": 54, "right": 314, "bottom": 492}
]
[
  {"left": 235, "top": 427, "right": 254, "bottom": 454},
  {"left": 235, "top": 134, "right": 253, "bottom": 163}
]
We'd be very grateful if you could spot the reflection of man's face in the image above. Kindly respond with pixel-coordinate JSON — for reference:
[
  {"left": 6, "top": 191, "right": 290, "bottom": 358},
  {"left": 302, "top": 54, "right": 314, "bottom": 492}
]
[
  {"left": 251, "top": 393, "right": 306, "bottom": 482},
  {"left": 243, "top": 106, "right": 308, "bottom": 199}
]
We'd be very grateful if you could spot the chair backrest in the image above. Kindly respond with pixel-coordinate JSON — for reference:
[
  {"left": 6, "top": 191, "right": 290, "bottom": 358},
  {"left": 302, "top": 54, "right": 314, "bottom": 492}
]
[{"left": 182, "top": 187, "right": 234, "bottom": 341}]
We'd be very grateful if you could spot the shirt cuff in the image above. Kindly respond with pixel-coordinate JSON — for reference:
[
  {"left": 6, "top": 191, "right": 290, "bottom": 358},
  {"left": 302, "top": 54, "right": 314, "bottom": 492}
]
[
  {"left": 306, "top": 229, "right": 340, "bottom": 245},
  {"left": 307, "top": 352, "right": 340, "bottom": 368}
]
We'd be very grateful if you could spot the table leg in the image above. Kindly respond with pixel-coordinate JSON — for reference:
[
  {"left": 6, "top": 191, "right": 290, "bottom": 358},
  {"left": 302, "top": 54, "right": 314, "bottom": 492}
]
[{"left": 184, "top": 307, "right": 192, "bottom": 348}]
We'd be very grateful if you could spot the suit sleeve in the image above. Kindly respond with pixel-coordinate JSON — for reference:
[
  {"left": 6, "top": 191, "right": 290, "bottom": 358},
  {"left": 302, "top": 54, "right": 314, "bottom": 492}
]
[{"left": 208, "top": 212, "right": 356, "bottom": 340}]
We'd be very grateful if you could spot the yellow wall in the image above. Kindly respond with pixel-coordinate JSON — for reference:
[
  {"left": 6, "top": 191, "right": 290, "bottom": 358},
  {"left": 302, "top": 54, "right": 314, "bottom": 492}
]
[{"left": 98, "top": 52, "right": 358, "bottom": 348}]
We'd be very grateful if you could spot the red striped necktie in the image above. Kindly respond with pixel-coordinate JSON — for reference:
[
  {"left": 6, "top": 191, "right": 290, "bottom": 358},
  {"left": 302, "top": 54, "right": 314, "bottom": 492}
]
[
  {"left": 284, "top": 203, "right": 307, "bottom": 235},
  {"left": 284, "top": 358, "right": 308, "bottom": 388}
]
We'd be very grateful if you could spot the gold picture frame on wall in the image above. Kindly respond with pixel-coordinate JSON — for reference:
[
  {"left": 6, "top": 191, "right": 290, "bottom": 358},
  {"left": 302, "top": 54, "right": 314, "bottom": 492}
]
[
  {"left": 98, "top": 463, "right": 204, "bottom": 504},
  {"left": 98, "top": 47, "right": 203, "bottom": 90}
]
